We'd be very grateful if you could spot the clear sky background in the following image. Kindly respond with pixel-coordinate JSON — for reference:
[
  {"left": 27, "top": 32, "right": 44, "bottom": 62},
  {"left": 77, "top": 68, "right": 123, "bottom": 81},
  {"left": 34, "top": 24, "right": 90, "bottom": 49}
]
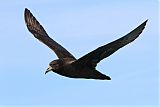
[{"left": 0, "top": 0, "right": 158, "bottom": 107}]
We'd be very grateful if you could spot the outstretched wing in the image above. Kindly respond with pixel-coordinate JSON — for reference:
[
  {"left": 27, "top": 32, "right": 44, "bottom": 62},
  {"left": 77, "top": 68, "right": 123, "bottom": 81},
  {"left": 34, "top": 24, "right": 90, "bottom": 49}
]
[
  {"left": 72, "top": 20, "right": 148, "bottom": 68},
  {"left": 24, "top": 8, "right": 76, "bottom": 59}
]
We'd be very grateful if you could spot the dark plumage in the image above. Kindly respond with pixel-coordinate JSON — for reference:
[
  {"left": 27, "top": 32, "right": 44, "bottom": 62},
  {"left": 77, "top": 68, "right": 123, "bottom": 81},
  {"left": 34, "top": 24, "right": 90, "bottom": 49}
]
[{"left": 24, "top": 8, "right": 148, "bottom": 80}]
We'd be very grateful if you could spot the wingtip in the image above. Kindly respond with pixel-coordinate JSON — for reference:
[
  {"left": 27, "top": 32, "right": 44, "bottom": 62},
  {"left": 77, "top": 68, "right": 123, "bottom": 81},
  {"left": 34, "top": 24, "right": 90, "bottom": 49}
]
[
  {"left": 24, "top": 8, "right": 30, "bottom": 24},
  {"left": 138, "top": 19, "right": 148, "bottom": 29},
  {"left": 143, "top": 19, "right": 148, "bottom": 25},
  {"left": 24, "top": 8, "right": 30, "bottom": 14},
  {"left": 24, "top": 8, "right": 29, "bottom": 11},
  {"left": 24, "top": 8, "right": 33, "bottom": 24}
]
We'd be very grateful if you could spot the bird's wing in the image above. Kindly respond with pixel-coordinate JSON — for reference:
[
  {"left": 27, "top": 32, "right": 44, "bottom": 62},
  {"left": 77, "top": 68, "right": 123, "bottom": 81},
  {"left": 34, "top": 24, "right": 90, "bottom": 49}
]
[
  {"left": 72, "top": 20, "right": 148, "bottom": 68},
  {"left": 24, "top": 8, "right": 76, "bottom": 59}
]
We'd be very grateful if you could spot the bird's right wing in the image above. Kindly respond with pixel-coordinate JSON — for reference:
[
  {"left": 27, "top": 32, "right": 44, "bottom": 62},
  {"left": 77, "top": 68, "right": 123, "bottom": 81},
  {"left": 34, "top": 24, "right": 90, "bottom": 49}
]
[
  {"left": 24, "top": 8, "right": 76, "bottom": 59},
  {"left": 72, "top": 20, "right": 148, "bottom": 69}
]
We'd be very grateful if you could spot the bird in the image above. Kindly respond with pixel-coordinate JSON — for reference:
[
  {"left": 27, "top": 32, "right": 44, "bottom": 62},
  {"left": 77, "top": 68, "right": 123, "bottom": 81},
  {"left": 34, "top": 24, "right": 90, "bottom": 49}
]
[{"left": 24, "top": 8, "right": 148, "bottom": 80}]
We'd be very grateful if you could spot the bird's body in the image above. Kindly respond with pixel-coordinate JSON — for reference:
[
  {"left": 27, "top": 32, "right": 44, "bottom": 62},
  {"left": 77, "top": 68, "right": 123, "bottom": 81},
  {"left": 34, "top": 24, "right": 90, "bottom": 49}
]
[
  {"left": 47, "top": 58, "right": 110, "bottom": 80},
  {"left": 24, "top": 8, "right": 147, "bottom": 80}
]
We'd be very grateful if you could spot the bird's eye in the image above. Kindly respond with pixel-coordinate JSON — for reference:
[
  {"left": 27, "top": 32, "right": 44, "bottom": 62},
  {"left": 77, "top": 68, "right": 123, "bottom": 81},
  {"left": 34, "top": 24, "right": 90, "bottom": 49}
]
[
  {"left": 50, "top": 63, "right": 57, "bottom": 66},
  {"left": 50, "top": 62, "right": 56, "bottom": 65}
]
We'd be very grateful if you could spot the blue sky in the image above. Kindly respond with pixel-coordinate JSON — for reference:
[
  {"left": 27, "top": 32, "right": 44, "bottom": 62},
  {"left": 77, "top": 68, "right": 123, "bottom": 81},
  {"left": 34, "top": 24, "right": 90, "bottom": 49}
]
[{"left": 0, "top": 0, "right": 158, "bottom": 106}]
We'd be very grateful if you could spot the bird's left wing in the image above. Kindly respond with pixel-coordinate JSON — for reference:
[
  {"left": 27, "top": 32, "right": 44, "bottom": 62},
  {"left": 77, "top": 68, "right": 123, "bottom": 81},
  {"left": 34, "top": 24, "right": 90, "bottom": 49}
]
[
  {"left": 72, "top": 20, "right": 148, "bottom": 69},
  {"left": 24, "top": 8, "right": 76, "bottom": 59}
]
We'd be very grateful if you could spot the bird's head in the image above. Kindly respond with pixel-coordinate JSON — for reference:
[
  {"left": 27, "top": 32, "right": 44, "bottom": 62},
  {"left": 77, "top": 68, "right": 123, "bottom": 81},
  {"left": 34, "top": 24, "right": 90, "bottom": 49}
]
[{"left": 45, "top": 60, "right": 60, "bottom": 74}]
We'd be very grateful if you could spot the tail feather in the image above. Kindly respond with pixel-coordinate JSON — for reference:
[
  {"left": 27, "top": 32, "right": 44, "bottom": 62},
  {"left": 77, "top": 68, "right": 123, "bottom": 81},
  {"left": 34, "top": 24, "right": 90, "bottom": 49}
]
[{"left": 89, "top": 70, "right": 111, "bottom": 80}]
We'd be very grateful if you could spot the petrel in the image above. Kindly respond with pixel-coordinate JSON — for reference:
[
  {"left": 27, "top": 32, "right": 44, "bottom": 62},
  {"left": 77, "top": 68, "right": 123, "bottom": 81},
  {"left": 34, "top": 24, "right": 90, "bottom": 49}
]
[{"left": 24, "top": 8, "right": 147, "bottom": 80}]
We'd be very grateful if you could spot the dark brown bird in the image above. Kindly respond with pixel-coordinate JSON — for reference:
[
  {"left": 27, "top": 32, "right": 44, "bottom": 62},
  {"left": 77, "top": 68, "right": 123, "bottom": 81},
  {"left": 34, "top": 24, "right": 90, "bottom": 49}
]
[{"left": 24, "top": 8, "right": 147, "bottom": 80}]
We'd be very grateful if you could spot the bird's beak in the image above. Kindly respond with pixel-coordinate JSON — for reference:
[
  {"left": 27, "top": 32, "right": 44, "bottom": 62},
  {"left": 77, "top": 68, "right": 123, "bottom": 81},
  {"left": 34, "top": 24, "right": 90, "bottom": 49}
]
[{"left": 45, "top": 66, "right": 52, "bottom": 74}]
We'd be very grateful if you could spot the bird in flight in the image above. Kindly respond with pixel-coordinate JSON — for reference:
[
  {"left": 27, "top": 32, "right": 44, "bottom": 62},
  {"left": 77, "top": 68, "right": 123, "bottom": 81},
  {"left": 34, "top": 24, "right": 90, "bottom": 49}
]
[{"left": 24, "top": 8, "right": 147, "bottom": 80}]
